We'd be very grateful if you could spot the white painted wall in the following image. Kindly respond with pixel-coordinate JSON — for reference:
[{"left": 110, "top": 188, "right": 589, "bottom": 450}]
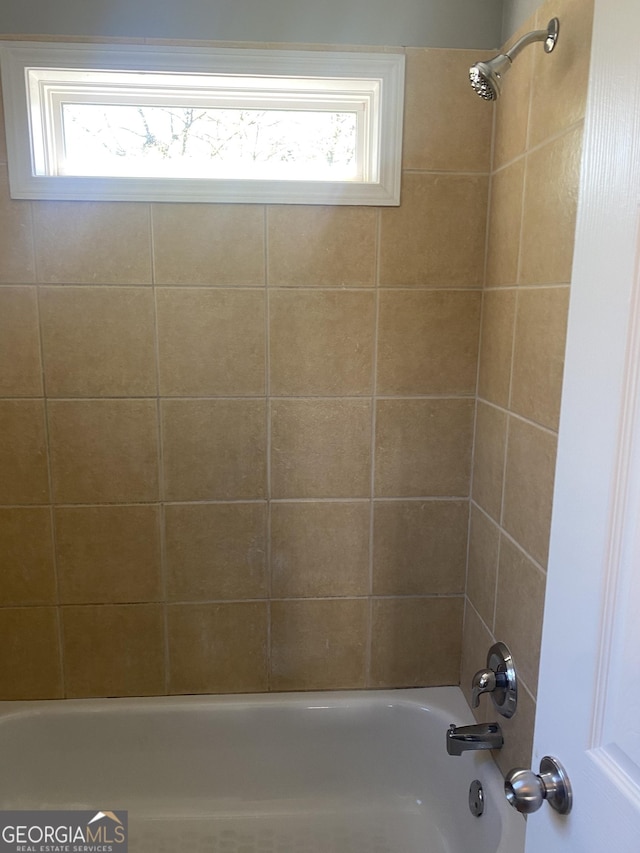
[{"left": 0, "top": 0, "right": 503, "bottom": 49}]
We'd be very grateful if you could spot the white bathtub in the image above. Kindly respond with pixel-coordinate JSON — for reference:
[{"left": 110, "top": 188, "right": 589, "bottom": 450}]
[{"left": 0, "top": 686, "right": 524, "bottom": 853}]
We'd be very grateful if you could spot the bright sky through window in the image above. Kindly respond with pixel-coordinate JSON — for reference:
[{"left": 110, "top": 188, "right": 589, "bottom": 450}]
[{"left": 61, "top": 104, "right": 359, "bottom": 180}]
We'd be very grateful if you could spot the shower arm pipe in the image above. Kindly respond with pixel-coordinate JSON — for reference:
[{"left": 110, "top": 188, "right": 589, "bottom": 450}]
[{"left": 505, "top": 18, "right": 559, "bottom": 62}]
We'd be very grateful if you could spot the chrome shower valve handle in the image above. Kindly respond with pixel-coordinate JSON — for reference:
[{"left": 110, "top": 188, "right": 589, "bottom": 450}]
[
  {"left": 471, "top": 668, "right": 497, "bottom": 708},
  {"left": 471, "top": 642, "right": 518, "bottom": 719}
]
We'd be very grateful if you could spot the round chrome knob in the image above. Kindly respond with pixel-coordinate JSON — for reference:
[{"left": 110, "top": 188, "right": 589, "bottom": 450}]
[
  {"left": 504, "top": 756, "right": 572, "bottom": 815},
  {"left": 504, "top": 768, "right": 545, "bottom": 813}
]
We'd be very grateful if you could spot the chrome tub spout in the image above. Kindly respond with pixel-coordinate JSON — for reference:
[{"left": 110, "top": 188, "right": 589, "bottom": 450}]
[{"left": 446, "top": 722, "right": 504, "bottom": 756}]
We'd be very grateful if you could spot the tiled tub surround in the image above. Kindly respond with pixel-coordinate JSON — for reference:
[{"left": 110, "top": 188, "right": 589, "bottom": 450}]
[
  {"left": 0, "top": 43, "right": 491, "bottom": 700},
  {"left": 462, "top": 0, "right": 594, "bottom": 773},
  {"left": 0, "top": 0, "right": 594, "bottom": 760}
]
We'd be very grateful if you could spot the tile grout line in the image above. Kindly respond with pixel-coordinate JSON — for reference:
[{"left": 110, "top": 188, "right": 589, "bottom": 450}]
[
  {"left": 470, "top": 498, "right": 548, "bottom": 580},
  {"left": 493, "top": 84, "right": 516, "bottom": 636},
  {"left": 34, "top": 245, "right": 67, "bottom": 697},
  {"left": 462, "top": 95, "right": 496, "bottom": 685},
  {"left": 0, "top": 592, "right": 467, "bottom": 612},
  {"left": 0, "top": 392, "right": 479, "bottom": 402},
  {"left": 488, "top": 91, "right": 508, "bottom": 640},
  {"left": 366, "top": 208, "right": 382, "bottom": 688},
  {"left": 148, "top": 203, "right": 170, "bottom": 697},
  {"left": 264, "top": 205, "right": 273, "bottom": 692},
  {"left": 0, "top": 282, "right": 493, "bottom": 293},
  {"left": 493, "top": 411, "right": 513, "bottom": 634},
  {"left": 466, "top": 598, "right": 497, "bottom": 656},
  {"left": 491, "top": 117, "right": 585, "bottom": 177},
  {"left": 474, "top": 396, "right": 560, "bottom": 438},
  {"left": 0, "top": 495, "right": 471, "bottom": 510},
  {"left": 483, "top": 282, "right": 572, "bottom": 293},
  {"left": 401, "top": 168, "right": 491, "bottom": 178},
  {"left": 491, "top": 54, "right": 533, "bottom": 633}
]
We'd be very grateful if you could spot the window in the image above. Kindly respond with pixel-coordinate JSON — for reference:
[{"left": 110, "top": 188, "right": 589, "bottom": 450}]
[{"left": 0, "top": 42, "right": 405, "bottom": 204}]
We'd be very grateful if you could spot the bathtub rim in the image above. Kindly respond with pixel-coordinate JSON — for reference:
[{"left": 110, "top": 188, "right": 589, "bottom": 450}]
[{"left": 0, "top": 684, "right": 475, "bottom": 720}]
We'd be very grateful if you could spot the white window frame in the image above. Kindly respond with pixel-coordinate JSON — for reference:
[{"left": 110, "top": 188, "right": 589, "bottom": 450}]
[{"left": 0, "top": 41, "right": 405, "bottom": 205}]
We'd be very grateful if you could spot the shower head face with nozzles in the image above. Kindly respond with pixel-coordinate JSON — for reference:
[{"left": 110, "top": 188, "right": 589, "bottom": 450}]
[{"left": 469, "top": 55, "right": 512, "bottom": 101}]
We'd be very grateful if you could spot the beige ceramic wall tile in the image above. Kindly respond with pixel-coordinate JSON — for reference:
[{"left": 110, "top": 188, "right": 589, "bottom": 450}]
[
  {"left": 152, "top": 203, "right": 265, "bottom": 285},
  {"left": 156, "top": 288, "right": 266, "bottom": 396},
  {"left": 33, "top": 201, "right": 152, "bottom": 284},
  {"left": 271, "top": 501, "right": 369, "bottom": 598},
  {"left": 39, "top": 287, "right": 157, "bottom": 397},
  {"left": 494, "top": 683, "right": 536, "bottom": 775},
  {"left": 403, "top": 49, "right": 492, "bottom": 172},
  {"left": 162, "top": 399, "right": 267, "bottom": 501},
  {"left": 0, "top": 287, "right": 42, "bottom": 396},
  {"left": 471, "top": 401, "right": 508, "bottom": 522},
  {"left": 492, "top": 18, "right": 535, "bottom": 170},
  {"left": 0, "top": 607, "right": 63, "bottom": 699},
  {"left": 519, "top": 125, "right": 583, "bottom": 286},
  {"left": 370, "top": 597, "right": 463, "bottom": 687},
  {"left": 375, "top": 399, "right": 474, "bottom": 497},
  {"left": 269, "top": 290, "right": 375, "bottom": 396},
  {"left": 376, "top": 291, "right": 481, "bottom": 395},
  {"left": 460, "top": 601, "right": 494, "bottom": 713},
  {"left": 511, "top": 286, "right": 570, "bottom": 430},
  {"left": 0, "top": 508, "right": 56, "bottom": 605},
  {"left": 495, "top": 535, "right": 546, "bottom": 695},
  {"left": 48, "top": 400, "right": 159, "bottom": 504},
  {"left": 466, "top": 504, "right": 500, "bottom": 628},
  {"left": 62, "top": 604, "right": 165, "bottom": 698},
  {"left": 503, "top": 416, "right": 557, "bottom": 567},
  {"left": 271, "top": 399, "right": 371, "bottom": 499},
  {"left": 373, "top": 501, "right": 467, "bottom": 595},
  {"left": 165, "top": 503, "right": 267, "bottom": 601},
  {"left": 168, "top": 602, "right": 268, "bottom": 694},
  {"left": 530, "top": 0, "right": 595, "bottom": 148},
  {"left": 0, "top": 400, "right": 49, "bottom": 505},
  {"left": 379, "top": 173, "right": 488, "bottom": 287},
  {"left": 55, "top": 505, "right": 162, "bottom": 604},
  {"left": 267, "top": 206, "right": 377, "bottom": 287},
  {"left": 0, "top": 85, "right": 6, "bottom": 165},
  {"left": 271, "top": 599, "right": 368, "bottom": 691},
  {"left": 0, "top": 165, "right": 35, "bottom": 283},
  {"left": 485, "top": 159, "right": 525, "bottom": 287},
  {"left": 477, "top": 289, "right": 516, "bottom": 408}
]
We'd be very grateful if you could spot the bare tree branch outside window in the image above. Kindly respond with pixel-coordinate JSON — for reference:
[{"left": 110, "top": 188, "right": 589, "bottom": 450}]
[{"left": 62, "top": 104, "right": 358, "bottom": 179}]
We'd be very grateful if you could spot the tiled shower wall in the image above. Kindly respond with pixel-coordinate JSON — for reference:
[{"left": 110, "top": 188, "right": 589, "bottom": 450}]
[
  {"left": 0, "top": 43, "right": 492, "bottom": 699},
  {"left": 462, "top": 0, "right": 594, "bottom": 772}
]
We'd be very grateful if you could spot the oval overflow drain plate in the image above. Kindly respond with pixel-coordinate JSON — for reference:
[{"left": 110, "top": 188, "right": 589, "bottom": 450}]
[{"left": 469, "top": 779, "right": 485, "bottom": 817}]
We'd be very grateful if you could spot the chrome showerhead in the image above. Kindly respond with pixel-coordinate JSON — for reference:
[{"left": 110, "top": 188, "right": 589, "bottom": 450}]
[
  {"left": 469, "top": 18, "right": 559, "bottom": 101},
  {"left": 469, "top": 54, "right": 512, "bottom": 101}
]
